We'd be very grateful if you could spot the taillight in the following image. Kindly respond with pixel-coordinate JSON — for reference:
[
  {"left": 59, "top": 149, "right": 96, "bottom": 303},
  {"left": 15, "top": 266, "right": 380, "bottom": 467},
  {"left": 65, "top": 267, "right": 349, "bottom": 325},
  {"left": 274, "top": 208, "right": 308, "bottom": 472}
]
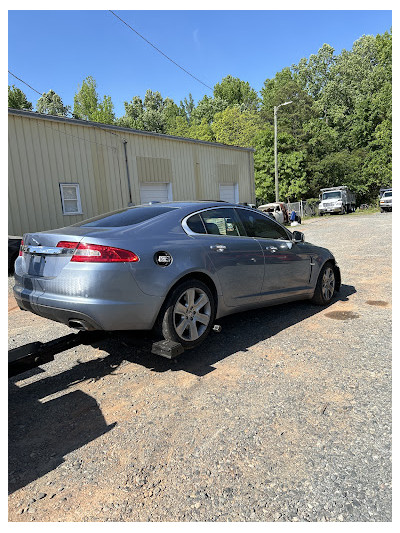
[
  {"left": 18, "top": 240, "right": 24, "bottom": 256},
  {"left": 56, "top": 241, "right": 139, "bottom": 263}
]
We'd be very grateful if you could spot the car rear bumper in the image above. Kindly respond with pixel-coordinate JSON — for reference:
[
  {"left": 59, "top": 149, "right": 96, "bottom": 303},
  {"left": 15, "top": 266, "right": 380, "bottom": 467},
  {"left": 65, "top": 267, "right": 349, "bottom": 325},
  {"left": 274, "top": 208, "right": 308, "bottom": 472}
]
[
  {"left": 13, "top": 259, "right": 164, "bottom": 331},
  {"left": 14, "top": 293, "right": 103, "bottom": 330},
  {"left": 13, "top": 287, "right": 164, "bottom": 331}
]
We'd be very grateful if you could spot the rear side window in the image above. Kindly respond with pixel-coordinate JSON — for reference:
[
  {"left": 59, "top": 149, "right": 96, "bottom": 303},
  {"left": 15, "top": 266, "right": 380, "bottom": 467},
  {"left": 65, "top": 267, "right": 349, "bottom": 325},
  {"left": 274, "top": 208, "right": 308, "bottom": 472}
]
[
  {"left": 186, "top": 213, "right": 207, "bottom": 234},
  {"left": 237, "top": 209, "right": 289, "bottom": 240},
  {"left": 73, "top": 206, "right": 176, "bottom": 228}
]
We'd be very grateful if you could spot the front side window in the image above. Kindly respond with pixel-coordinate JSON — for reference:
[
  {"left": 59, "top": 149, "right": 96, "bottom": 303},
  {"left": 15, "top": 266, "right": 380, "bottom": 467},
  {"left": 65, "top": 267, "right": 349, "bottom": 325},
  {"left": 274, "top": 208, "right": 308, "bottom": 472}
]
[
  {"left": 200, "top": 208, "right": 245, "bottom": 236},
  {"left": 60, "top": 183, "right": 82, "bottom": 215},
  {"left": 236, "top": 209, "right": 289, "bottom": 240}
]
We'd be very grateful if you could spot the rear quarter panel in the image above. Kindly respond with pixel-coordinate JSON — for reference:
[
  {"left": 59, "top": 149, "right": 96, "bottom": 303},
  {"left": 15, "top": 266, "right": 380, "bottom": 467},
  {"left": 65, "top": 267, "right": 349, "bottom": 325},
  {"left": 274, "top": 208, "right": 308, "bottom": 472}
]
[{"left": 125, "top": 231, "right": 222, "bottom": 299}]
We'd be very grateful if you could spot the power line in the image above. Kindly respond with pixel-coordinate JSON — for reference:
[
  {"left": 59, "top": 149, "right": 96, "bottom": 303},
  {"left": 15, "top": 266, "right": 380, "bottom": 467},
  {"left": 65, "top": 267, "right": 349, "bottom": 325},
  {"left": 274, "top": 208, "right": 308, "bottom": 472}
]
[
  {"left": 109, "top": 10, "right": 213, "bottom": 91},
  {"left": 8, "top": 70, "right": 42, "bottom": 95}
]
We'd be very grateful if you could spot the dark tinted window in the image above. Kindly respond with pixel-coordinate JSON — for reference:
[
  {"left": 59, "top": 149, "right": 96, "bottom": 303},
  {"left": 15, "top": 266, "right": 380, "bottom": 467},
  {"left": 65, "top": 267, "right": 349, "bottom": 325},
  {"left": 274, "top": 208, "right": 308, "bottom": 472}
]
[
  {"left": 186, "top": 213, "right": 207, "bottom": 234},
  {"left": 73, "top": 206, "right": 176, "bottom": 228},
  {"left": 200, "top": 208, "right": 245, "bottom": 237},
  {"left": 237, "top": 209, "right": 289, "bottom": 240}
]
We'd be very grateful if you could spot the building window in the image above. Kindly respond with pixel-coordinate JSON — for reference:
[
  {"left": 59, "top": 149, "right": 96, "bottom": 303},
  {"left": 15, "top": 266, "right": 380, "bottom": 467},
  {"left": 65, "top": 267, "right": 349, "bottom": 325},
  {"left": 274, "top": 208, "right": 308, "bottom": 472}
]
[{"left": 59, "top": 183, "right": 82, "bottom": 215}]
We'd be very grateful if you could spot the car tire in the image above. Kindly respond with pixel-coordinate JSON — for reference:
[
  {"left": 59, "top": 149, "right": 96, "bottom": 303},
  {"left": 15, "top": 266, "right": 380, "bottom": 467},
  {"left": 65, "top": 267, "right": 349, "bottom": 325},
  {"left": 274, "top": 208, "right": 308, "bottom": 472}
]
[
  {"left": 311, "top": 262, "right": 337, "bottom": 306},
  {"left": 159, "top": 279, "right": 216, "bottom": 349}
]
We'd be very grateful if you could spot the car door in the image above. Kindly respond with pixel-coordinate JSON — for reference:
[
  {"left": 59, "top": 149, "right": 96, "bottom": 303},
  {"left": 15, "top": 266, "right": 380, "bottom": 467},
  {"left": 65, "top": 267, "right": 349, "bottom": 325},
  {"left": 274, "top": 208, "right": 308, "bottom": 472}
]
[
  {"left": 274, "top": 206, "right": 284, "bottom": 224},
  {"left": 236, "top": 208, "right": 312, "bottom": 301},
  {"left": 185, "top": 208, "right": 264, "bottom": 307}
]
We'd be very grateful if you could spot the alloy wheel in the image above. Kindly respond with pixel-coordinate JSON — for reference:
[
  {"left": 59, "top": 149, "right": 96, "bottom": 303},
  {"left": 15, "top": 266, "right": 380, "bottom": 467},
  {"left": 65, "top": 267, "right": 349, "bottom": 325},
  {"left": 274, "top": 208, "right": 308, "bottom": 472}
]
[
  {"left": 322, "top": 267, "right": 335, "bottom": 301},
  {"left": 173, "top": 287, "right": 211, "bottom": 342}
]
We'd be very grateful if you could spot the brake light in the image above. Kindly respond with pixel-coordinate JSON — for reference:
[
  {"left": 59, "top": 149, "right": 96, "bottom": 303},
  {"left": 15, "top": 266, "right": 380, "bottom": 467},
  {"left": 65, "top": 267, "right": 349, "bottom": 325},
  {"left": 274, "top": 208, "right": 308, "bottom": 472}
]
[
  {"left": 56, "top": 241, "right": 139, "bottom": 263},
  {"left": 19, "top": 240, "right": 24, "bottom": 256}
]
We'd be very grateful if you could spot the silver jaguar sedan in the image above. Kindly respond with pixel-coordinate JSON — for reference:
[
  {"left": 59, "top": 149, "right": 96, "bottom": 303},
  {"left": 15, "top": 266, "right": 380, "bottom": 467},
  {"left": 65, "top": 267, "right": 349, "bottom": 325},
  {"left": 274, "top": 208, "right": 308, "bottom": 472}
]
[{"left": 14, "top": 202, "right": 341, "bottom": 348}]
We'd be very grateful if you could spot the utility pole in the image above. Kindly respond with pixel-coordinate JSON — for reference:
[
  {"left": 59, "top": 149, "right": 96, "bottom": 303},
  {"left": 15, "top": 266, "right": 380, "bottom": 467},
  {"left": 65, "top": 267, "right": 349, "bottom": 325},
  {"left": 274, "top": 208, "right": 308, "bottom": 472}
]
[{"left": 274, "top": 101, "right": 293, "bottom": 202}]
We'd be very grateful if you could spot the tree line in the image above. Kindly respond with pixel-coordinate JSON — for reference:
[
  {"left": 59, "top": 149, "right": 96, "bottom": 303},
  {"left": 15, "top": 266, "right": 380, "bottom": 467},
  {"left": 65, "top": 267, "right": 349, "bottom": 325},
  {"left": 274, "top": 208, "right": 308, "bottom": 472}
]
[{"left": 8, "top": 29, "right": 391, "bottom": 204}]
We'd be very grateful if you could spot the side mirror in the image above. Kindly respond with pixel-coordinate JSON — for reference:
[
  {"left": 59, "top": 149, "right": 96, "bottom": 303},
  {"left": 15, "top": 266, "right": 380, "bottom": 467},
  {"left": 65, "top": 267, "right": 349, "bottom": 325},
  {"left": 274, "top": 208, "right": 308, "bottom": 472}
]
[{"left": 292, "top": 230, "right": 304, "bottom": 243}]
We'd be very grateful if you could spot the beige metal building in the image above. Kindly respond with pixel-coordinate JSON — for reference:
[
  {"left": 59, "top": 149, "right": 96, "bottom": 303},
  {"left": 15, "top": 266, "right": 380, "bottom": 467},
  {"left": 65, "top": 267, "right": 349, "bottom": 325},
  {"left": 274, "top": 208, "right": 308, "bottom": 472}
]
[{"left": 8, "top": 109, "right": 255, "bottom": 236}]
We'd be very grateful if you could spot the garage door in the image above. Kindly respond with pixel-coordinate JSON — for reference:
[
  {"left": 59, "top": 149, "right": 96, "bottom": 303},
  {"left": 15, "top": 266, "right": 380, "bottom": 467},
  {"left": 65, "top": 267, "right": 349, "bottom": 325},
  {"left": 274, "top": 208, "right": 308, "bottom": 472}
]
[
  {"left": 140, "top": 183, "right": 171, "bottom": 204},
  {"left": 219, "top": 183, "right": 238, "bottom": 204}
]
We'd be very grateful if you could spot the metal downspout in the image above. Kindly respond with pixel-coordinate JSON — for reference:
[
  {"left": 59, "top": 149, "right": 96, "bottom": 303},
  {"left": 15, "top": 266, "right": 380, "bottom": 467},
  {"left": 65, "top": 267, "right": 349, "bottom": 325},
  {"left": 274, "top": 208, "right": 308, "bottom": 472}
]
[{"left": 122, "top": 139, "right": 133, "bottom": 206}]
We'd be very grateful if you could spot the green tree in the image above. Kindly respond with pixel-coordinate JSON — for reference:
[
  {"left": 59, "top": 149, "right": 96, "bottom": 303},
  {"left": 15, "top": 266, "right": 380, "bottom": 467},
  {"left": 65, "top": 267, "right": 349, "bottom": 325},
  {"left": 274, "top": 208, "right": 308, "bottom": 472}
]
[
  {"left": 189, "top": 118, "right": 215, "bottom": 142},
  {"left": 293, "top": 43, "right": 335, "bottom": 100},
  {"left": 179, "top": 93, "right": 195, "bottom": 123},
  {"left": 73, "top": 76, "right": 114, "bottom": 124},
  {"left": 292, "top": 44, "right": 335, "bottom": 122},
  {"left": 117, "top": 96, "right": 144, "bottom": 129},
  {"left": 162, "top": 97, "right": 183, "bottom": 132},
  {"left": 92, "top": 95, "right": 115, "bottom": 125},
  {"left": 36, "top": 89, "right": 69, "bottom": 116},
  {"left": 214, "top": 75, "right": 260, "bottom": 110},
  {"left": 8, "top": 85, "right": 33, "bottom": 110},
  {"left": 260, "top": 68, "right": 315, "bottom": 144},
  {"left": 118, "top": 90, "right": 182, "bottom": 134},
  {"left": 167, "top": 115, "right": 190, "bottom": 138},
  {"left": 191, "top": 95, "right": 228, "bottom": 125},
  {"left": 212, "top": 107, "right": 262, "bottom": 148},
  {"left": 253, "top": 127, "right": 308, "bottom": 203}
]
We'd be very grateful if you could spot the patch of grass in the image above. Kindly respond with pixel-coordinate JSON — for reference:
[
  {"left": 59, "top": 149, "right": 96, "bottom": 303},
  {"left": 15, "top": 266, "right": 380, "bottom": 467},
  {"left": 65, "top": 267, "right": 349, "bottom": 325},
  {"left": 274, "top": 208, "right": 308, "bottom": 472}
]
[
  {"left": 298, "top": 206, "right": 381, "bottom": 221},
  {"left": 349, "top": 206, "right": 380, "bottom": 216}
]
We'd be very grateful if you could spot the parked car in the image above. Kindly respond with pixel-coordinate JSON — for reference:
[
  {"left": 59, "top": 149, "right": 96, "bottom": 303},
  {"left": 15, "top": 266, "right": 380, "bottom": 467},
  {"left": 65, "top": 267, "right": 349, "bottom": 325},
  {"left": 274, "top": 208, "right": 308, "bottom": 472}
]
[
  {"left": 14, "top": 202, "right": 341, "bottom": 349},
  {"left": 379, "top": 189, "right": 392, "bottom": 212},
  {"left": 258, "top": 202, "right": 289, "bottom": 225}
]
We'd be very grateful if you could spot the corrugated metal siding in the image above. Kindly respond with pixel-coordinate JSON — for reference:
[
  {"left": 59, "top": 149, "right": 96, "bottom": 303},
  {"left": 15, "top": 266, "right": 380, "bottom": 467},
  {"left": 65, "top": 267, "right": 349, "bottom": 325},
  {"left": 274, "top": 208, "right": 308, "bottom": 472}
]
[
  {"left": 217, "top": 163, "right": 239, "bottom": 183},
  {"left": 136, "top": 156, "right": 173, "bottom": 183},
  {"left": 8, "top": 111, "right": 255, "bottom": 235}
]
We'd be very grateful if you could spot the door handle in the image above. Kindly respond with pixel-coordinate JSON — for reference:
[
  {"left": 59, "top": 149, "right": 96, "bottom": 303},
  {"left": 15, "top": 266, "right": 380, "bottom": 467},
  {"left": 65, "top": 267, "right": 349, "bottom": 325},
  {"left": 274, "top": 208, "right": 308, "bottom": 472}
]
[
  {"left": 266, "top": 246, "right": 278, "bottom": 253},
  {"left": 210, "top": 244, "right": 226, "bottom": 252}
]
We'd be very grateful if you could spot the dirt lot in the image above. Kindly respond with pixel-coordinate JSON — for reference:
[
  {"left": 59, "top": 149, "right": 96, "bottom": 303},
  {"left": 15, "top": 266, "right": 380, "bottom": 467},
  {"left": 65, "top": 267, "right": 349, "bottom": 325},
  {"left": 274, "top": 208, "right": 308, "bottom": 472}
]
[{"left": 8, "top": 212, "right": 392, "bottom": 522}]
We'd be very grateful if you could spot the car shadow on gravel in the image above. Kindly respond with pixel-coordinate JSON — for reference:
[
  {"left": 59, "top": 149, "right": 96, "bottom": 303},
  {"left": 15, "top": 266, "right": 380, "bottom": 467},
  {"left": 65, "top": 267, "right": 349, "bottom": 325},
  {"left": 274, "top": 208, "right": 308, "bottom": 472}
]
[
  {"left": 9, "top": 284, "right": 355, "bottom": 493},
  {"left": 8, "top": 381, "right": 116, "bottom": 494},
  {"left": 146, "top": 283, "right": 357, "bottom": 376}
]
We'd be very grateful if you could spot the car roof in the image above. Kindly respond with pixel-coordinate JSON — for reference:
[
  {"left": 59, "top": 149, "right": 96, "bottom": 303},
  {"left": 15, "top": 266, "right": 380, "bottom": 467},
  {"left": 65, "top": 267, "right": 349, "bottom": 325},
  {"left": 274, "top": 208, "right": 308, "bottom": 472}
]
[
  {"left": 143, "top": 201, "right": 229, "bottom": 207},
  {"left": 137, "top": 201, "right": 249, "bottom": 211}
]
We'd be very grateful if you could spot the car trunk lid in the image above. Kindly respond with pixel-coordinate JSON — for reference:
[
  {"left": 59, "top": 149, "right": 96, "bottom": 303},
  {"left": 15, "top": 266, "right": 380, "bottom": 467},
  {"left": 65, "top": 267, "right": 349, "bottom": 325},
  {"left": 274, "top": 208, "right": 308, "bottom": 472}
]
[{"left": 20, "top": 227, "right": 116, "bottom": 278}]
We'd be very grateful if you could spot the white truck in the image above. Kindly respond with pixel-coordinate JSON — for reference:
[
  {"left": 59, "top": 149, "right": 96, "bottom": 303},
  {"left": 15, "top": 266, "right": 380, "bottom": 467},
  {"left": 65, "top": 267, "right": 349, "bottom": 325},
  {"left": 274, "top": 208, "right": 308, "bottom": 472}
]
[
  {"left": 379, "top": 189, "right": 392, "bottom": 212},
  {"left": 318, "top": 186, "right": 356, "bottom": 215}
]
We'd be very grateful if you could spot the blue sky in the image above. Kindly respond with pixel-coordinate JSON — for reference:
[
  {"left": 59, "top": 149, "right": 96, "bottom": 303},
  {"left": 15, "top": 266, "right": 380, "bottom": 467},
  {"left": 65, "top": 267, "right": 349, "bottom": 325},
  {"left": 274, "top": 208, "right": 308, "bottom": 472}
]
[{"left": 8, "top": 10, "right": 392, "bottom": 118}]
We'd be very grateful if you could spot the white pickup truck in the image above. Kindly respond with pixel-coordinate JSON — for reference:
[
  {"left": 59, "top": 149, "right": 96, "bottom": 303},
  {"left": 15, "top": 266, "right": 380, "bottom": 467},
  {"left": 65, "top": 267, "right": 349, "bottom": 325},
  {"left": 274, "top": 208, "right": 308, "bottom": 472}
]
[{"left": 380, "top": 189, "right": 392, "bottom": 212}]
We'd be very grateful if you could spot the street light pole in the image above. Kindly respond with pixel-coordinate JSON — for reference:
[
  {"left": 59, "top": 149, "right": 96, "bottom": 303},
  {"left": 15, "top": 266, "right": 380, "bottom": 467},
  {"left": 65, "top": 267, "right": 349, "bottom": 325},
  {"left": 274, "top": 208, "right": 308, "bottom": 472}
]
[{"left": 274, "top": 101, "right": 293, "bottom": 203}]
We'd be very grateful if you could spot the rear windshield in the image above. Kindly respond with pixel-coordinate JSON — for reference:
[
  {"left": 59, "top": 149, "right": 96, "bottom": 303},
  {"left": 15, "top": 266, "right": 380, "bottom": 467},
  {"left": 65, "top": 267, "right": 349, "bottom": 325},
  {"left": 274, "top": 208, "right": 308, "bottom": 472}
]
[{"left": 73, "top": 206, "right": 176, "bottom": 228}]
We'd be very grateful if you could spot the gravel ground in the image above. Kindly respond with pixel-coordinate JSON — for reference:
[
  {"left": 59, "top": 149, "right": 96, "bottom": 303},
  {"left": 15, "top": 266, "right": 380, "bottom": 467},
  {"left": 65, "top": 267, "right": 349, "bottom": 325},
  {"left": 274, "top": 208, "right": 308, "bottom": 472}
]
[{"left": 8, "top": 212, "right": 392, "bottom": 522}]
